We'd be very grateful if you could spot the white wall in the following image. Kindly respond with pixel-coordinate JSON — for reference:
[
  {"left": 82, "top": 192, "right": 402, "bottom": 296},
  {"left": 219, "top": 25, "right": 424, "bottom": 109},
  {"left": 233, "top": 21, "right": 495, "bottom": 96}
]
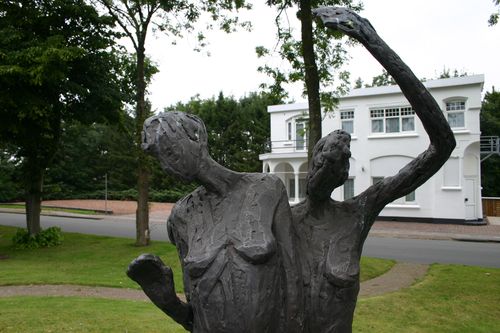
[{"left": 261, "top": 75, "right": 484, "bottom": 221}]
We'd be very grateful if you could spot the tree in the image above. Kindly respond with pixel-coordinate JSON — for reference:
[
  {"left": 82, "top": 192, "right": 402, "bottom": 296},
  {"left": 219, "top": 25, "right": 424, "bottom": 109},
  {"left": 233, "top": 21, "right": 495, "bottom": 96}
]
[
  {"left": 258, "top": 0, "right": 362, "bottom": 160},
  {"left": 94, "top": 0, "right": 251, "bottom": 246},
  {"left": 481, "top": 88, "right": 500, "bottom": 197},
  {"left": 489, "top": 0, "right": 499, "bottom": 26},
  {"left": 0, "top": 0, "right": 124, "bottom": 235},
  {"left": 44, "top": 118, "right": 137, "bottom": 199},
  {"left": 437, "top": 67, "right": 468, "bottom": 79},
  {"left": 170, "top": 92, "right": 280, "bottom": 173},
  {"left": 364, "top": 69, "right": 396, "bottom": 87}
]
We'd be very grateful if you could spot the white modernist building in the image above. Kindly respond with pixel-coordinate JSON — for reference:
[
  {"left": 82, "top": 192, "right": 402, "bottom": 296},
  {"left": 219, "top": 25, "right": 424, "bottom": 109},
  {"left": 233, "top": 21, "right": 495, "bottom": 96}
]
[{"left": 259, "top": 75, "right": 485, "bottom": 224}]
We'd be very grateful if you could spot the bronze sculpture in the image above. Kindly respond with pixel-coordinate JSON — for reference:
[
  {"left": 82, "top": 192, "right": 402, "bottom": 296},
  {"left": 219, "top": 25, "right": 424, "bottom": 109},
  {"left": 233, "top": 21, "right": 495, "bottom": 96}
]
[
  {"left": 128, "top": 7, "right": 456, "bottom": 332},
  {"left": 128, "top": 111, "right": 302, "bottom": 332}
]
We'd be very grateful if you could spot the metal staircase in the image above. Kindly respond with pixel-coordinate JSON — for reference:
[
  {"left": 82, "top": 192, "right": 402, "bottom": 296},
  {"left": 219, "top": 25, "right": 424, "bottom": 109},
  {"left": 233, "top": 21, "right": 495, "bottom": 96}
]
[{"left": 480, "top": 136, "right": 500, "bottom": 162}]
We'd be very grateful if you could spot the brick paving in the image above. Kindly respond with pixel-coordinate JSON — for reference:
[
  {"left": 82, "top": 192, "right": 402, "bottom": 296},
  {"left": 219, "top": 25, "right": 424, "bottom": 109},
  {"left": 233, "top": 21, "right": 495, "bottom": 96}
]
[
  {"left": 41, "top": 199, "right": 173, "bottom": 215},
  {"left": 372, "top": 221, "right": 500, "bottom": 236}
]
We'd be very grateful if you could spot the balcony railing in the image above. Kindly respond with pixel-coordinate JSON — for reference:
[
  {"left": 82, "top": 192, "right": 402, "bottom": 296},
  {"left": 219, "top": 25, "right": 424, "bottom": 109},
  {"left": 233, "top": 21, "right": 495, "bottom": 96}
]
[
  {"left": 480, "top": 136, "right": 500, "bottom": 162},
  {"left": 265, "top": 139, "right": 308, "bottom": 154}
]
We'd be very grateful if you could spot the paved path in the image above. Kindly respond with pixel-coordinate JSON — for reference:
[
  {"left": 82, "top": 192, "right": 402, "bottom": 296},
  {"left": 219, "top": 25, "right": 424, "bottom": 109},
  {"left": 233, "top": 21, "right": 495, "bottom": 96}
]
[
  {"left": 359, "top": 262, "right": 428, "bottom": 297},
  {"left": 0, "top": 262, "right": 427, "bottom": 301}
]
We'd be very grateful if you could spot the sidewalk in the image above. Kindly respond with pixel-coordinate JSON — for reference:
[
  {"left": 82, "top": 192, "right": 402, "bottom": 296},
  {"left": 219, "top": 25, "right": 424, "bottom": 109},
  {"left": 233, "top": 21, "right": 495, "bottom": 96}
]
[
  {"left": 371, "top": 218, "right": 500, "bottom": 243},
  {"left": 3, "top": 200, "right": 500, "bottom": 243}
]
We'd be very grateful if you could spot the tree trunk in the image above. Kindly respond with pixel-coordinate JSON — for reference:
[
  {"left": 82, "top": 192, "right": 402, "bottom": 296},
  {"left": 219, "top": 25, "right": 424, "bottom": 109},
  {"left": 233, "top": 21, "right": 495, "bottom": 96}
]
[
  {"left": 299, "top": 0, "right": 322, "bottom": 161},
  {"left": 135, "top": 45, "right": 150, "bottom": 246},
  {"left": 25, "top": 167, "right": 44, "bottom": 236}
]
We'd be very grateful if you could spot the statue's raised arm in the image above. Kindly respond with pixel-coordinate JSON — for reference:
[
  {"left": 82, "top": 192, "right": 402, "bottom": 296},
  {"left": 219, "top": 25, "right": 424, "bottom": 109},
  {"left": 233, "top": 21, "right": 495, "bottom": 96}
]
[{"left": 314, "top": 7, "right": 456, "bottom": 238}]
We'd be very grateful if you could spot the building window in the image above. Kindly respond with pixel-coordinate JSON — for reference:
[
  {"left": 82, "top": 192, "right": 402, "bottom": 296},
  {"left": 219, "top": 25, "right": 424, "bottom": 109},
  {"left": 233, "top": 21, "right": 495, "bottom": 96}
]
[
  {"left": 295, "top": 120, "right": 308, "bottom": 151},
  {"left": 341, "top": 110, "right": 354, "bottom": 134},
  {"left": 370, "top": 106, "right": 415, "bottom": 134},
  {"left": 405, "top": 191, "right": 416, "bottom": 202},
  {"left": 287, "top": 122, "right": 292, "bottom": 140},
  {"left": 445, "top": 100, "right": 465, "bottom": 128},
  {"left": 343, "top": 178, "right": 354, "bottom": 199}
]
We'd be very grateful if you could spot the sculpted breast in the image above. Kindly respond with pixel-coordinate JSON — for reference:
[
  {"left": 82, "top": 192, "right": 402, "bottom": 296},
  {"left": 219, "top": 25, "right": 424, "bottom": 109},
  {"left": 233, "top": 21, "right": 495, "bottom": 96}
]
[{"left": 170, "top": 180, "right": 279, "bottom": 279}]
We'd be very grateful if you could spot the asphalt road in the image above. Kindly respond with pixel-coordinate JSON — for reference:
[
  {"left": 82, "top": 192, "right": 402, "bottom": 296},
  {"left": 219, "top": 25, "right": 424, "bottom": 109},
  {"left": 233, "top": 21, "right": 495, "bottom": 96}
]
[{"left": 2, "top": 212, "right": 499, "bottom": 268}]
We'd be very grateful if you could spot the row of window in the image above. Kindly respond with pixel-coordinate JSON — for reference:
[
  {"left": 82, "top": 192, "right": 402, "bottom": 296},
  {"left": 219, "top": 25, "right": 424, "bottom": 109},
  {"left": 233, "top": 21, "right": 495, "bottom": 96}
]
[{"left": 339, "top": 100, "right": 466, "bottom": 135}]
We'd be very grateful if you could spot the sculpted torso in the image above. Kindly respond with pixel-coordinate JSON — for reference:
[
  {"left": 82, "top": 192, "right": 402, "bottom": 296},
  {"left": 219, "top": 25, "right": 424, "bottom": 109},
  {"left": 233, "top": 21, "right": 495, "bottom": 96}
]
[
  {"left": 292, "top": 199, "right": 363, "bottom": 332},
  {"left": 168, "top": 174, "right": 290, "bottom": 333}
]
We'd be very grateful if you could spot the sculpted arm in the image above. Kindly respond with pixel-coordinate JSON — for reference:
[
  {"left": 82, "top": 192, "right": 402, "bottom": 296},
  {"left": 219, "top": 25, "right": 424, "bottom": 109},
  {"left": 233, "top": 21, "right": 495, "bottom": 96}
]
[
  {"left": 314, "top": 8, "right": 456, "bottom": 238},
  {"left": 127, "top": 209, "right": 193, "bottom": 331}
]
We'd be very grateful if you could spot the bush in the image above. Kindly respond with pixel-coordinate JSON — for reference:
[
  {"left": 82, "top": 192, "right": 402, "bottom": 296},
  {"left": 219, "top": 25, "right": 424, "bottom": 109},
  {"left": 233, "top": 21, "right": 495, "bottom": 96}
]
[{"left": 12, "top": 227, "right": 63, "bottom": 249}]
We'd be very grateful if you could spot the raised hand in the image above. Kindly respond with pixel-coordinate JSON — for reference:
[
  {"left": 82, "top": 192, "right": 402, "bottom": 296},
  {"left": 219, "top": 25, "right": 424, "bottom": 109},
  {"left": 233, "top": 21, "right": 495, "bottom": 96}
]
[
  {"left": 127, "top": 254, "right": 193, "bottom": 331},
  {"left": 313, "top": 6, "right": 376, "bottom": 41}
]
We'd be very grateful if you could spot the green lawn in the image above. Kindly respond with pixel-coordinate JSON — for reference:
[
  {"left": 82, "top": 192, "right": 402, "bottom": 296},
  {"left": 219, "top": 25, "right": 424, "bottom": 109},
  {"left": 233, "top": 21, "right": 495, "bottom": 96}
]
[
  {"left": 0, "top": 225, "right": 183, "bottom": 291},
  {"left": 1, "top": 265, "right": 498, "bottom": 332},
  {"left": 0, "top": 225, "right": 392, "bottom": 291},
  {"left": 1, "top": 225, "right": 499, "bottom": 332},
  {"left": 353, "top": 264, "right": 500, "bottom": 332},
  {"left": 0, "top": 296, "right": 187, "bottom": 333}
]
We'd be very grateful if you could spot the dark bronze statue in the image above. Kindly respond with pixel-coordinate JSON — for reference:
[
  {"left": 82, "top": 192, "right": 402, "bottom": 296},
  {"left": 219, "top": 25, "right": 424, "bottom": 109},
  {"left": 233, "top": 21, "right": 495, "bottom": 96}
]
[
  {"left": 127, "top": 7, "right": 456, "bottom": 333},
  {"left": 128, "top": 111, "right": 302, "bottom": 332}
]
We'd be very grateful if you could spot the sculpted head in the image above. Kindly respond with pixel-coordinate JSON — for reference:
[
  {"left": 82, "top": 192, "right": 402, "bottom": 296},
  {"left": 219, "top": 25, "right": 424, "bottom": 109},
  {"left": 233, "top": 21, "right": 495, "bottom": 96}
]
[
  {"left": 142, "top": 111, "right": 208, "bottom": 182},
  {"left": 307, "top": 130, "right": 351, "bottom": 202}
]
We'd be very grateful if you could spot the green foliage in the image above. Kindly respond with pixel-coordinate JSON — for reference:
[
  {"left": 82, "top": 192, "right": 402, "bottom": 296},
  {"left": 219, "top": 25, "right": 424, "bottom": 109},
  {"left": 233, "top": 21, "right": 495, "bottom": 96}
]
[
  {"left": 437, "top": 67, "right": 469, "bottom": 79},
  {"left": 0, "top": 148, "right": 23, "bottom": 202},
  {"left": 12, "top": 227, "right": 63, "bottom": 249},
  {"left": 489, "top": 0, "right": 499, "bottom": 25},
  {"left": 170, "top": 92, "right": 280, "bottom": 173},
  {"left": 0, "top": 0, "right": 127, "bottom": 232},
  {"left": 481, "top": 88, "right": 500, "bottom": 197},
  {"left": 258, "top": 0, "right": 362, "bottom": 108},
  {"left": 364, "top": 70, "right": 396, "bottom": 87}
]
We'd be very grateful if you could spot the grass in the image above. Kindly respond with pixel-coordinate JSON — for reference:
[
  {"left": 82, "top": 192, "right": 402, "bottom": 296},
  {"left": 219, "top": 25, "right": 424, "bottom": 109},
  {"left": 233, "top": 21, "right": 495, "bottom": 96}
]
[
  {"left": 1, "top": 265, "right": 498, "bottom": 332},
  {"left": 0, "top": 225, "right": 183, "bottom": 291},
  {"left": 0, "top": 225, "right": 392, "bottom": 291},
  {"left": 0, "top": 296, "right": 187, "bottom": 333},
  {"left": 360, "top": 256, "right": 395, "bottom": 282},
  {"left": 0, "top": 203, "right": 98, "bottom": 215},
  {"left": 1, "top": 225, "right": 498, "bottom": 331},
  {"left": 353, "top": 264, "right": 500, "bottom": 332}
]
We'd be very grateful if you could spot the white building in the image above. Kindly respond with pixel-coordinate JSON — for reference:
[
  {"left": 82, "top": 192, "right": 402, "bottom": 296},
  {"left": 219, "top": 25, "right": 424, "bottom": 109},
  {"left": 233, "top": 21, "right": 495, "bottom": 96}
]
[{"left": 259, "top": 75, "right": 485, "bottom": 224}]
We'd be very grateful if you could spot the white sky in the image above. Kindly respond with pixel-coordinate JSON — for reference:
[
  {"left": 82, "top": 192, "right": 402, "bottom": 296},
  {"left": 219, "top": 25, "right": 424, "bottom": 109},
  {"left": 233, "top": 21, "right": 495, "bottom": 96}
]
[{"left": 144, "top": 0, "right": 500, "bottom": 111}]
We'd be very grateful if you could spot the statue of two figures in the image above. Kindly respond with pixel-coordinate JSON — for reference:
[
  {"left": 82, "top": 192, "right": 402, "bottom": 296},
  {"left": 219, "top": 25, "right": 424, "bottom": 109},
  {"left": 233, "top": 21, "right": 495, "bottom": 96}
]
[{"left": 127, "top": 7, "right": 456, "bottom": 333}]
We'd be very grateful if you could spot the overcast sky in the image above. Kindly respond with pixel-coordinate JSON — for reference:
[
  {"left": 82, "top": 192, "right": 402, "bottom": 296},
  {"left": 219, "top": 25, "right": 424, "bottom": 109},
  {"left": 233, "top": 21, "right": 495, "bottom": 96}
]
[{"left": 143, "top": 0, "right": 500, "bottom": 111}]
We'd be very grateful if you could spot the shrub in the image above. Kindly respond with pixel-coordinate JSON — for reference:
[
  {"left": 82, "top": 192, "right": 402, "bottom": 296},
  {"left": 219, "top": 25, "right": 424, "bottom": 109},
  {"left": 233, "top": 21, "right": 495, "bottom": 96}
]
[{"left": 12, "top": 227, "right": 63, "bottom": 249}]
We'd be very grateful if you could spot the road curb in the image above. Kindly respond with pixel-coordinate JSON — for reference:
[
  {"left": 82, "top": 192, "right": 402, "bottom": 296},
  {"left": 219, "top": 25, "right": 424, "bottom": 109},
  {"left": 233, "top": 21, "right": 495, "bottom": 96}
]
[
  {"left": 452, "top": 236, "right": 500, "bottom": 243},
  {"left": 0, "top": 209, "right": 102, "bottom": 220}
]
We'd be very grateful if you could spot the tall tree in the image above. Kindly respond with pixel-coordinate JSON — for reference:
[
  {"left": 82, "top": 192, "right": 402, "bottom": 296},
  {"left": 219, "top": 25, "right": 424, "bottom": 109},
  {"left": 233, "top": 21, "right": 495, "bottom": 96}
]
[
  {"left": 94, "top": 0, "right": 251, "bottom": 246},
  {"left": 481, "top": 88, "right": 500, "bottom": 197},
  {"left": 489, "top": 0, "right": 499, "bottom": 25},
  {"left": 171, "top": 92, "right": 280, "bottom": 173},
  {"left": 365, "top": 69, "right": 395, "bottom": 87},
  {"left": 258, "top": 0, "right": 362, "bottom": 160},
  {"left": 0, "top": 0, "right": 124, "bottom": 235}
]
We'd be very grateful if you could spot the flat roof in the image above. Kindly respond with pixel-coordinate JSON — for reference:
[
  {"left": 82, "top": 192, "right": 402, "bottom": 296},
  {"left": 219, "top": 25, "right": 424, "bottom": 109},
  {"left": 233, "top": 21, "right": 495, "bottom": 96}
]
[{"left": 268, "top": 74, "right": 485, "bottom": 113}]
